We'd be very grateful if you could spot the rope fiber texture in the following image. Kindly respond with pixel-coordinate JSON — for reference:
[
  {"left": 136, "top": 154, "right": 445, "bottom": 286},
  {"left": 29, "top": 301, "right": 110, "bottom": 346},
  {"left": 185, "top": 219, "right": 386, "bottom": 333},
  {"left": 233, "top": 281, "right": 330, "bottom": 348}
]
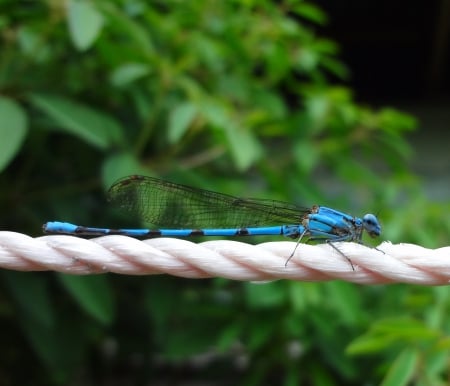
[{"left": 0, "top": 232, "right": 449, "bottom": 285}]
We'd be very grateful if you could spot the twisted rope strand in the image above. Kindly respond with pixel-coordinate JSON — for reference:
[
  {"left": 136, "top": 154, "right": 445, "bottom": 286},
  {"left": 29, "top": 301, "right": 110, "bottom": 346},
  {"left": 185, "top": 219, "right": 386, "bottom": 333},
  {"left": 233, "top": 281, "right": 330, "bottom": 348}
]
[{"left": 0, "top": 232, "right": 448, "bottom": 285}]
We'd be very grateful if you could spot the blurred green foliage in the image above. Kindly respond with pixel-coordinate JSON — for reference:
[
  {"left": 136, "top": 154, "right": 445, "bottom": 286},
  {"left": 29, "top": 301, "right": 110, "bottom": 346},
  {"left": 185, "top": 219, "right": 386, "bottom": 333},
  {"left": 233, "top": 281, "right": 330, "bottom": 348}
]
[{"left": 0, "top": 1, "right": 448, "bottom": 385}]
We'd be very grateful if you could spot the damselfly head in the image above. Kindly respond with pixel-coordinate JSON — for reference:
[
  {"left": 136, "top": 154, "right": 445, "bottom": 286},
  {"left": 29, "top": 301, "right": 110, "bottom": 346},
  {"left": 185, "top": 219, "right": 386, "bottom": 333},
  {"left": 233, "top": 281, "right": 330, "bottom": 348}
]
[{"left": 362, "top": 214, "right": 381, "bottom": 238}]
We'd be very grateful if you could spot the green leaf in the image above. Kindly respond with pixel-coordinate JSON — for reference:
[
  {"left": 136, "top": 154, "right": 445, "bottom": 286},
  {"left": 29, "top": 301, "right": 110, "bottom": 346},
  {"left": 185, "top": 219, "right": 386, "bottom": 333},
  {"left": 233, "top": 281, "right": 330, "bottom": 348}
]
[
  {"left": 381, "top": 348, "right": 419, "bottom": 386},
  {"left": 287, "top": 282, "right": 323, "bottom": 313},
  {"left": 292, "top": 3, "right": 328, "bottom": 25},
  {"left": 57, "top": 275, "right": 115, "bottom": 325},
  {"left": 323, "top": 281, "right": 362, "bottom": 326},
  {"left": 346, "top": 334, "right": 395, "bottom": 355},
  {"left": 321, "top": 56, "right": 350, "bottom": 79},
  {"left": 0, "top": 97, "right": 28, "bottom": 172},
  {"left": 296, "top": 47, "right": 319, "bottom": 72},
  {"left": 293, "top": 141, "right": 319, "bottom": 174},
  {"left": 99, "top": 2, "right": 154, "bottom": 54},
  {"left": 19, "top": 304, "right": 89, "bottom": 383},
  {"left": 168, "top": 103, "right": 197, "bottom": 144},
  {"left": 102, "top": 152, "right": 149, "bottom": 188},
  {"left": 378, "top": 108, "right": 418, "bottom": 133},
  {"left": 2, "top": 272, "right": 54, "bottom": 328},
  {"left": 247, "top": 316, "right": 278, "bottom": 351},
  {"left": 67, "top": 0, "right": 104, "bottom": 50},
  {"left": 19, "top": 318, "right": 68, "bottom": 382},
  {"left": 244, "top": 281, "right": 286, "bottom": 309},
  {"left": 347, "top": 317, "right": 440, "bottom": 355},
  {"left": 29, "top": 93, "right": 123, "bottom": 149},
  {"left": 200, "top": 99, "right": 230, "bottom": 128},
  {"left": 216, "top": 322, "right": 242, "bottom": 352},
  {"left": 224, "top": 123, "right": 263, "bottom": 171},
  {"left": 199, "top": 99, "right": 262, "bottom": 169},
  {"left": 110, "top": 63, "right": 151, "bottom": 87},
  {"left": 373, "top": 318, "right": 439, "bottom": 340},
  {"left": 252, "top": 91, "right": 287, "bottom": 119},
  {"left": 17, "top": 26, "right": 50, "bottom": 62}
]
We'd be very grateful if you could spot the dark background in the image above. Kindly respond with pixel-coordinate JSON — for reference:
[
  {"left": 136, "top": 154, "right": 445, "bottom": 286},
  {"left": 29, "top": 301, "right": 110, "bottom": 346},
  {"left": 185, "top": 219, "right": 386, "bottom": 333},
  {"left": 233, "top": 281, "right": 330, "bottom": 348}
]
[
  {"left": 321, "top": 0, "right": 450, "bottom": 202},
  {"left": 321, "top": 0, "right": 448, "bottom": 99}
]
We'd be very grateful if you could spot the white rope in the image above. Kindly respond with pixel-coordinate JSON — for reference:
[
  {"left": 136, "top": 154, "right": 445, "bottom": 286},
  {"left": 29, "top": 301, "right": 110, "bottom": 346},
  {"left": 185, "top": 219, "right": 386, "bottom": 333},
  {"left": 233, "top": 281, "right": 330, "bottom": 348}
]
[{"left": 0, "top": 231, "right": 449, "bottom": 285}]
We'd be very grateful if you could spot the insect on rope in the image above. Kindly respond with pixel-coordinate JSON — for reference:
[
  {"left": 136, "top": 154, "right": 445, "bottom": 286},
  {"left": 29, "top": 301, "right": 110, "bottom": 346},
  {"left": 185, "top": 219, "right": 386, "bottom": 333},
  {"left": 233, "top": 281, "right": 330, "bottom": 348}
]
[{"left": 43, "top": 175, "right": 382, "bottom": 270}]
